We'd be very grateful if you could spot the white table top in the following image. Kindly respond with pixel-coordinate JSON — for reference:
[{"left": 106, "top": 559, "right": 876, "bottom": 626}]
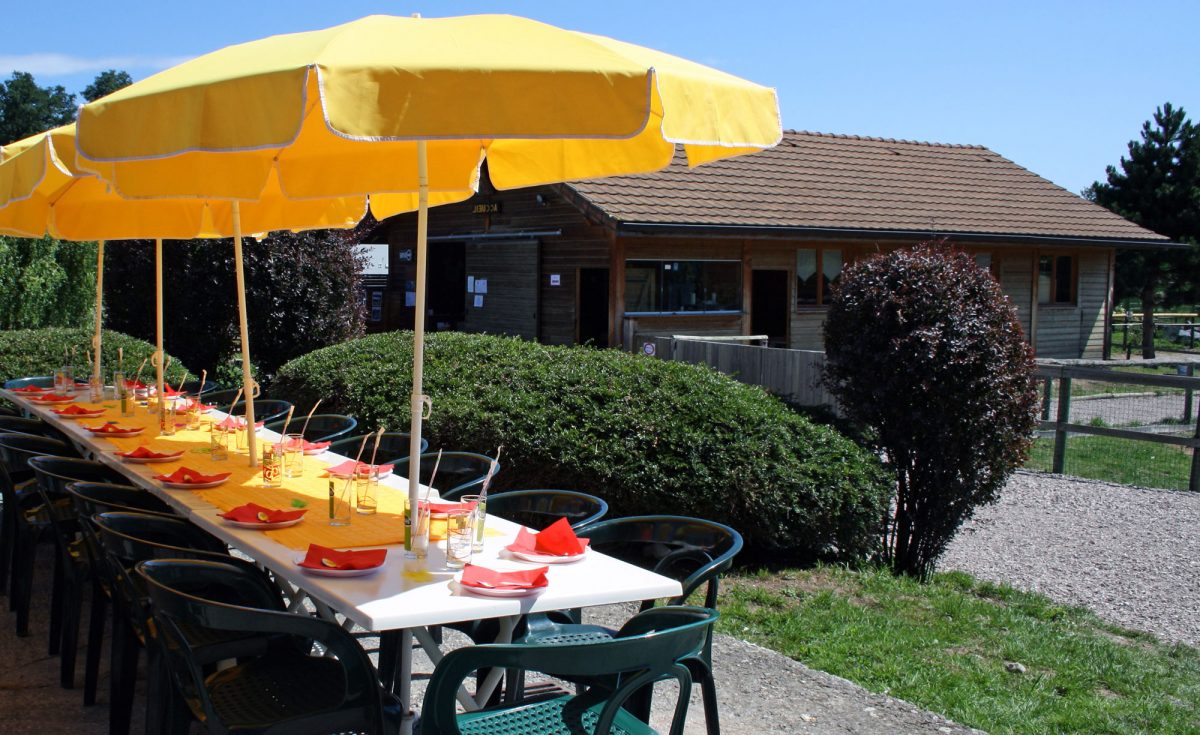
[{"left": 5, "top": 389, "right": 683, "bottom": 631}]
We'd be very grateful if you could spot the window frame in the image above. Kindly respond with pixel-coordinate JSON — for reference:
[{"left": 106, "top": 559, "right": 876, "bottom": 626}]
[
  {"left": 795, "top": 247, "right": 844, "bottom": 307},
  {"left": 1037, "top": 253, "right": 1077, "bottom": 306},
  {"left": 623, "top": 258, "right": 743, "bottom": 316}
]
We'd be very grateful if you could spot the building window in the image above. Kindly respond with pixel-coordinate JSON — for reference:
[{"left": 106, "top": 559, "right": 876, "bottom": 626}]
[
  {"left": 1038, "top": 254, "right": 1075, "bottom": 305},
  {"left": 796, "top": 248, "right": 842, "bottom": 306},
  {"left": 624, "top": 260, "right": 741, "bottom": 314}
]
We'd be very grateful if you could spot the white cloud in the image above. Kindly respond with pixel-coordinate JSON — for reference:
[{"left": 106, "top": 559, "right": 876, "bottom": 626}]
[{"left": 0, "top": 52, "right": 190, "bottom": 78}]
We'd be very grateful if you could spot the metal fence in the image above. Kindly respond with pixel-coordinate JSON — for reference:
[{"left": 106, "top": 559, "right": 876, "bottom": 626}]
[{"left": 1031, "top": 361, "right": 1200, "bottom": 492}]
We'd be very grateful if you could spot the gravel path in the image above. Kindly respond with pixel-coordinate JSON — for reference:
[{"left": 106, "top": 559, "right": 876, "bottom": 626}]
[{"left": 941, "top": 470, "right": 1200, "bottom": 646}]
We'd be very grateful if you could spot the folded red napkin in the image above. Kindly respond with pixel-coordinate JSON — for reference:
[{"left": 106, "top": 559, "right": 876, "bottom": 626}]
[
  {"left": 124, "top": 380, "right": 147, "bottom": 389},
  {"left": 86, "top": 422, "right": 139, "bottom": 434},
  {"left": 219, "top": 503, "right": 306, "bottom": 524},
  {"left": 459, "top": 564, "right": 549, "bottom": 590},
  {"left": 162, "top": 387, "right": 185, "bottom": 397},
  {"left": 53, "top": 405, "right": 103, "bottom": 415},
  {"left": 154, "top": 467, "right": 231, "bottom": 485},
  {"left": 117, "top": 446, "right": 183, "bottom": 460},
  {"left": 324, "top": 460, "right": 394, "bottom": 476},
  {"left": 298, "top": 544, "right": 386, "bottom": 570},
  {"left": 299, "top": 439, "right": 330, "bottom": 452},
  {"left": 33, "top": 393, "right": 75, "bottom": 402},
  {"left": 11, "top": 385, "right": 47, "bottom": 393},
  {"left": 507, "top": 517, "right": 590, "bottom": 556}
]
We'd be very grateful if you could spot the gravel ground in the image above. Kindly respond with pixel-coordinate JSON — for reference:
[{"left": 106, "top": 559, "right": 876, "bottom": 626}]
[{"left": 942, "top": 469, "right": 1200, "bottom": 647}]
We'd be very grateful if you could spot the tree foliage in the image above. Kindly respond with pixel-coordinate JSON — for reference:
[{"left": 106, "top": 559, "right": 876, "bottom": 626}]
[
  {"left": 81, "top": 70, "right": 133, "bottom": 103},
  {"left": 0, "top": 236, "right": 96, "bottom": 329},
  {"left": 823, "top": 243, "right": 1039, "bottom": 579},
  {"left": 102, "top": 227, "right": 367, "bottom": 384},
  {"left": 1086, "top": 103, "right": 1200, "bottom": 358},
  {"left": 0, "top": 71, "right": 75, "bottom": 145}
]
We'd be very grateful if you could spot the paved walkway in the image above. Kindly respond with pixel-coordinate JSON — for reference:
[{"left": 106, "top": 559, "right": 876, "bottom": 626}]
[{"left": 0, "top": 544, "right": 980, "bottom": 735}]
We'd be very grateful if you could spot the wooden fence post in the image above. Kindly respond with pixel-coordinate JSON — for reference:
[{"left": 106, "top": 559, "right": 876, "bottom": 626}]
[
  {"left": 1184, "top": 364, "right": 1194, "bottom": 423},
  {"left": 1191, "top": 395, "right": 1200, "bottom": 494},
  {"left": 1041, "top": 378, "right": 1053, "bottom": 421},
  {"left": 1052, "top": 376, "right": 1071, "bottom": 474}
]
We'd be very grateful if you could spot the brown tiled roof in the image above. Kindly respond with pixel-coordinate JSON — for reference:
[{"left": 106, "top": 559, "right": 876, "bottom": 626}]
[{"left": 563, "top": 131, "right": 1169, "bottom": 244}]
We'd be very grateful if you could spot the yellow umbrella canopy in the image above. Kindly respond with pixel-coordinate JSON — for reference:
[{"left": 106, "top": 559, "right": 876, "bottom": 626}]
[
  {"left": 73, "top": 13, "right": 782, "bottom": 580},
  {"left": 75, "top": 14, "right": 780, "bottom": 209},
  {"left": 0, "top": 124, "right": 366, "bottom": 427}
]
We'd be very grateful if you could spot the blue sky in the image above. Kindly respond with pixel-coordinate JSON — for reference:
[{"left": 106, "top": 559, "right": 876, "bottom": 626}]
[{"left": 2, "top": 1, "right": 1196, "bottom": 195}]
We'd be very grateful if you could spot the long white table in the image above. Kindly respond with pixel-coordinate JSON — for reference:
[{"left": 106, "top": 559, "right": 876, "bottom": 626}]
[{"left": 5, "top": 389, "right": 682, "bottom": 732}]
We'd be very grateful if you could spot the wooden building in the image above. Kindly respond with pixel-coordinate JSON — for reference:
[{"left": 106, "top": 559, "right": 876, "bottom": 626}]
[{"left": 369, "top": 131, "right": 1174, "bottom": 358}]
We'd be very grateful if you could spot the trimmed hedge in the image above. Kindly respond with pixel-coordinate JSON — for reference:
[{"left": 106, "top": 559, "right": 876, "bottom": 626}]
[
  {"left": 0, "top": 327, "right": 190, "bottom": 386},
  {"left": 273, "top": 331, "right": 891, "bottom": 561}
]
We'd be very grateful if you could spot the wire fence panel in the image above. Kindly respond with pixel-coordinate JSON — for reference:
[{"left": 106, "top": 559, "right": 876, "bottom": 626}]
[{"left": 1028, "top": 363, "right": 1200, "bottom": 491}]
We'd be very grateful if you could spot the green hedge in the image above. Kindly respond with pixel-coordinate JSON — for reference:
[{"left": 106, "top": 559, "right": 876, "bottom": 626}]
[
  {"left": 0, "top": 327, "right": 189, "bottom": 386},
  {"left": 273, "top": 331, "right": 890, "bottom": 561}
]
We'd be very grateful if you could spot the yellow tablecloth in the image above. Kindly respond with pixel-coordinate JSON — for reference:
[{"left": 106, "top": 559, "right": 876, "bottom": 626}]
[{"left": 71, "top": 400, "right": 420, "bottom": 550}]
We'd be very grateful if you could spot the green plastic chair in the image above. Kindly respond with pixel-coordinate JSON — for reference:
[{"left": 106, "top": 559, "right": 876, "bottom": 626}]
[
  {"left": 387, "top": 451, "right": 498, "bottom": 500},
  {"left": 485, "top": 489, "right": 608, "bottom": 531},
  {"left": 137, "top": 558, "right": 403, "bottom": 735},
  {"left": 221, "top": 399, "right": 293, "bottom": 425},
  {"left": 513, "top": 516, "right": 742, "bottom": 734},
  {"left": 330, "top": 431, "right": 428, "bottom": 460},
  {"left": 263, "top": 413, "right": 357, "bottom": 443},
  {"left": 421, "top": 606, "right": 719, "bottom": 735}
]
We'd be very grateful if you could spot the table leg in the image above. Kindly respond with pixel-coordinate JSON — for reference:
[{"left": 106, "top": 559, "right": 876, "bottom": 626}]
[
  {"left": 413, "top": 616, "right": 516, "bottom": 711},
  {"left": 398, "top": 628, "right": 415, "bottom": 735}
]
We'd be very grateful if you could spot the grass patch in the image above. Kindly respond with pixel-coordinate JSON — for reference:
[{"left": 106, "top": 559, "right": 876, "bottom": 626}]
[
  {"left": 1026, "top": 434, "right": 1193, "bottom": 491},
  {"left": 1069, "top": 365, "right": 1189, "bottom": 398},
  {"left": 718, "top": 566, "right": 1200, "bottom": 734}
]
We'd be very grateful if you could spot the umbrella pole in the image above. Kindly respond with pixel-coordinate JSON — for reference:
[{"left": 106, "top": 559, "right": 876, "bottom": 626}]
[
  {"left": 155, "top": 238, "right": 165, "bottom": 421},
  {"left": 232, "top": 202, "right": 258, "bottom": 467},
  {"left": 92, "top": 240, "right": 104, "bottom": 388},
  {"left": 408, "top": 141, "right": 429, "bottom": 529}
]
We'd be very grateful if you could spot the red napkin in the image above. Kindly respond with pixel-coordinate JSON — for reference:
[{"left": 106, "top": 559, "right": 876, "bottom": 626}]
[
  {"left": 53, "top": 405, "right": 104, "bottom": 416},
  {"left": 506, "top": 518, "right": 589, "bottom": 556},
  {"left": 216, "top": 416, "right": 264, "bottom": 430},
  {"left": 301, "top": 439, "right": 330, "bottom": 452},
  {"left": 162, "top": 387, "right": 185, "bottom": 397},
  {"left": 124, "top": 380, "right": 147, "bottom": 389},
  {"left": 117, "top": 446, "right": 183, "bottom": 460},
  {"left": 459, "top": 564, "right": 549, "bottom": 590},
  {"left": 86, "top": 422, "right": 140, "bottom": 434},
  {"left": 324, "top": 460, "right": 393, "bottom": 477},
  {"left": 219, "top": 503, "right": 306, "bottom": 524},
  {"left": 33, "top": 393, "right": 75, "bottom": 402},
  {"left": 298, "top": 544, "right": 386, "bottom": 570},
  {"left": 154, "top": 467, "right": 231, "bottom": 485},
  {"left": 11, "top": 385, "right": 47, "bottom": 393}
]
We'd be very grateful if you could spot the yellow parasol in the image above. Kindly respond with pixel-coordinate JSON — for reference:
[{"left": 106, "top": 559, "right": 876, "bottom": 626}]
[
  {"left": 73, "top": 14, "right": 781, "bottom": 602},
  {"left": 0, "top": 124, "right": 365, "bottom": 438}
]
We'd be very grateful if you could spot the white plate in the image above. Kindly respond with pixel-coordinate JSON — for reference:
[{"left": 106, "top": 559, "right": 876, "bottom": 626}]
[
  {"left": 32, "top": 396, "right": 77, "bottom": 404},
  {"left": 160, "top": 477, "right": 230, "bottom": 490},
  {"left": 302, "top": 445, "right": 330, "bottom": 456},
  {"left": 55, "top": 411, "right": 107, "bottom": 420},
  {"left": 453, "top": 573, "right": 548, "bottom": 597},
  {"left": 223, "top": 516, "right": 304, "bottom": 530},
  {"left": 507, "top": 548, "right": 588, "bottom": 565},
  {"left": 87, "top": 427, "right": 145, "bottom": 437},
  {"left": 118, "top": 451, "right": 185, "bottom": 464},
  {"left": 294, "top": 555, "right": 385, "bottom": 577}
]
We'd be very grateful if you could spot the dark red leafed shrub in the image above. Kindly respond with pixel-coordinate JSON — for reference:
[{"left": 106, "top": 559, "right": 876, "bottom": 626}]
[{"left": 823, "top": 242, "right": 1039, "bottom": 579}]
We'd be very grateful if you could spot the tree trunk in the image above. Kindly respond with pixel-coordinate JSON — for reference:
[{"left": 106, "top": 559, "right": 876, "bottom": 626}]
[{"left": 1141, "top": 279, "right": 1157, "bottom": 359}]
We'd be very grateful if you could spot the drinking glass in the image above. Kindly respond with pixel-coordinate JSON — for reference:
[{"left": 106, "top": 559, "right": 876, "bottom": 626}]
[
  {"left": 405, "top": 500, "right": 430, "bottom": 564},
  {"left": 460, "top": 494, "right": 487, "bottom": 552},
  {"left": 88, "top": 376, "right": 104, "bottom": 403},
  {"left": 329, "top": 478, "right": 352, "bottom": 526},
  {"left": 355, "top": 468, "right": 378, "bottom": 515},
  {"left": 210, "top": 426, "right": 229, "bottom": 462},
  {"left": 444, "top": 509, "right": 473, "bottom": 569},
  {"left": 283, "top": 433, "right": 304, "bottom": 478},
  {"left": 186, "top": 402, "right": 202, "bottom": 431},
  {"left": 261, "top": 443, "right": 282, "bottom": 488},
  {"left": 159, "top": 401, "right": 177, "bottom": 436}
]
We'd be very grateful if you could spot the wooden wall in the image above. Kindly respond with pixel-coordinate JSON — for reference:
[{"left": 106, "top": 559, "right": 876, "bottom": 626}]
[{"left": 459, "top": 241, "right": 539, "bottom": 340}]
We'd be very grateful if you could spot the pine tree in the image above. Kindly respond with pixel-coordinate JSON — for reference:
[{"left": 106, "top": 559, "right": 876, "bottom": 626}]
[{"left": 1086, "top": 103, "right": 1200, "bottom": 358}]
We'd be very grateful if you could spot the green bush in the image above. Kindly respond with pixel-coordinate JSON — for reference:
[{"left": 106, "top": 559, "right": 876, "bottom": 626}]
[
  {"left": 0, "top": 236, "right": 96, "bottom": 330},
  {"left": 0, "top": 327, "right": 189, "bottom": 386},
  {"left": 273, "top": 331, "right": 891, "bottom": 561}
]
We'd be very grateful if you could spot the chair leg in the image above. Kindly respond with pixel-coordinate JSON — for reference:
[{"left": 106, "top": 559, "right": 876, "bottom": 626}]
[
  {"left": 110, "top": 617, "right": 139, "bottom": 735},
  {"left": 59, "top": 572, "right": 84, "bottom": 688},
  {"left": 12, "top": 528, "right": 34, "bottom": 635},
  {"left": 48, "top": 547, "right": 64, "bottom": 655},
  {"left": 0, "top": 505, "right": 13, "bottom": 597},
  {"left": 83, "top": 583, "right": 107, "bottom": 705},
  {"left": 378, "top": 630, "right": 398, "bottom": 692}
]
